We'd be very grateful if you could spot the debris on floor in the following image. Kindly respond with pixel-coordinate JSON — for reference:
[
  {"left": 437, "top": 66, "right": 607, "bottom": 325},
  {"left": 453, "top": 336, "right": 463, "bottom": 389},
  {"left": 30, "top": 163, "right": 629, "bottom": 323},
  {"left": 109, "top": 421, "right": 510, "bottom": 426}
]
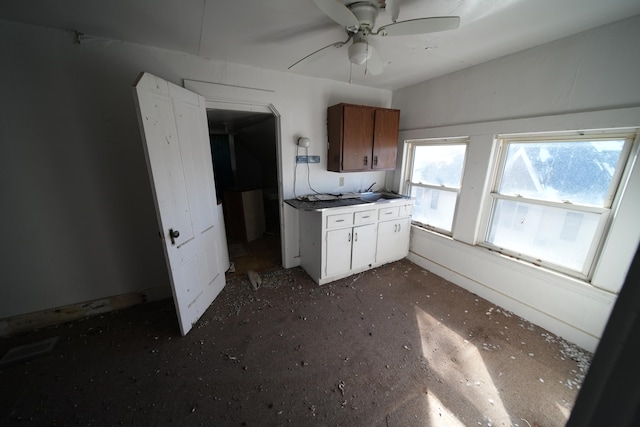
[
  {"left": 227, "top": 262, "right": 236, "bottom": 273},
  {"left": 0, "top": 260, "right": 591, "bottom": 426},
  {"left": 248, "top": 270, "right": 262, "bottom": 291},
  {"left": 0, "top": 336, "right": 59, "bottom": 368}
]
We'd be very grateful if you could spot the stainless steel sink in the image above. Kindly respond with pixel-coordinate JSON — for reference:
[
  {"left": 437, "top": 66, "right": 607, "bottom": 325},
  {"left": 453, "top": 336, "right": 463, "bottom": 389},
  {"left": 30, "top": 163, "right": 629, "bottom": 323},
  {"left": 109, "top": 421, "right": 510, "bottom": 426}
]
[{"left": 358, "top": 192, "right": 407, "bottom": 203}]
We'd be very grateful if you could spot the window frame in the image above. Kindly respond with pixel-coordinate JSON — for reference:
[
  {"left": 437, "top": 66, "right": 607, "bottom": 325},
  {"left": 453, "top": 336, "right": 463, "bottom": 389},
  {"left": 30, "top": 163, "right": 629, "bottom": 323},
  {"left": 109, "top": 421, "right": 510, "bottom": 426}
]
[
  {"left": 480, "top": 129, "right": 637, "bottom": 280},
  {"left": 403, "top": 137, "right": 469, "bottom": 236}
]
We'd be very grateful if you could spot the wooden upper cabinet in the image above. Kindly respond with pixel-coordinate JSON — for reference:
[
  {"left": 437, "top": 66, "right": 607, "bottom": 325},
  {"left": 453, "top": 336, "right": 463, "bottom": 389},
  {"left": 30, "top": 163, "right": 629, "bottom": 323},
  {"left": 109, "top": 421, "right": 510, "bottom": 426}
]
[
  {"left": 327, "top": 103, "right": 400, "bottom": 172},
  {"left": 372, "top": 108, "right": 400, "bottom": 170}
]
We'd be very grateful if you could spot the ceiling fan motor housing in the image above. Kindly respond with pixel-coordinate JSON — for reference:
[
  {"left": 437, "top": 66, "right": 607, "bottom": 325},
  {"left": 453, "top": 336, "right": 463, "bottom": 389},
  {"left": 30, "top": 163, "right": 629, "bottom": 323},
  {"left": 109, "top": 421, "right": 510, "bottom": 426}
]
[{"left": 348, "top": 1, "right": 379, "bottom": 32}]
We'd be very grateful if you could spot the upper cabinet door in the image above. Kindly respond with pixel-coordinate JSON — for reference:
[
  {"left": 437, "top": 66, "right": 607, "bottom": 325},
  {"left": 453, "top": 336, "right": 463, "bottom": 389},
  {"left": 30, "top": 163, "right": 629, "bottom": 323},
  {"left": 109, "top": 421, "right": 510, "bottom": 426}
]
[
  {"left": 342, "top": 105, "right": 374, "bottom": 171},
  {"left": 372, "top": 108, "right": 400, "bottom": 170}
]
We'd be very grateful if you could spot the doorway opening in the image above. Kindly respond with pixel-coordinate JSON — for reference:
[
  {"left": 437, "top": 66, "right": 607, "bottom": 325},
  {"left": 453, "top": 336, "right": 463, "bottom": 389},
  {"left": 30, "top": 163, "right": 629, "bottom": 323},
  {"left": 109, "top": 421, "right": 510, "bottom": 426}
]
[{"left": 206, "top": 109, "right": 281, "bottom": 279}]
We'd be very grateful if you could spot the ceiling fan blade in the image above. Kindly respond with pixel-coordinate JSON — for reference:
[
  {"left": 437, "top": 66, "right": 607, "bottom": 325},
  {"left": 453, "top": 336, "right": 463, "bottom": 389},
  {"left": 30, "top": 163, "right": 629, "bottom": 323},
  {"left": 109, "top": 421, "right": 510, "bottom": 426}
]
[
  {"left": 386, "top": 0, "right": 400, "bottom": 22},
  {"left": 312, "top": 0, "right": 360, "bottom": 32},
  {"left": 288, "top": 36, "right": 352, "bottom": 70},
  {"left": 376, "top": 16, "right": 460, "bottom": 36},
  {"left": 365, "top": 43, "right": 384, "bottom": 76}
]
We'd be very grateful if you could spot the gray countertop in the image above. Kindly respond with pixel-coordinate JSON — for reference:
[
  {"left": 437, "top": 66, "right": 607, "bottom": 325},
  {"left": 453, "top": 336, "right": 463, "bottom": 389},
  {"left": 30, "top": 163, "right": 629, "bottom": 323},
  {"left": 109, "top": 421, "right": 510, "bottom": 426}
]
[
  {"left": 285, "top": 193, "right": 412, "bottom": 211},
  {"left": 285, "top": 198, "right": 371, "bottom": 211}
]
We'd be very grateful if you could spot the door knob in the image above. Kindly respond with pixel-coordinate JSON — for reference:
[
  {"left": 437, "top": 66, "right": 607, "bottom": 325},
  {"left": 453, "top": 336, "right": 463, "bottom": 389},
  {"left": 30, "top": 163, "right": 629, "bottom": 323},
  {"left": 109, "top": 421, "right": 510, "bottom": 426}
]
[{"left": 169, "top": 228, "right": 180, "bottom": 245}]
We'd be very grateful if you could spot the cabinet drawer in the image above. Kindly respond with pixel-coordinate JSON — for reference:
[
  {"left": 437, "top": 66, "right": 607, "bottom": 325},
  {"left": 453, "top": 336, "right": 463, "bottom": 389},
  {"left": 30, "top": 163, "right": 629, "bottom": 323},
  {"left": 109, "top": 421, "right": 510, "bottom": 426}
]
[
  {"left": 354, "top": 209, "right": 376, "bottom": 225},
  {"left": 378, "top": 206, "right": 399, "bottom": 220},
  {"left": 326, "top": 212, "right": 353, "bottom": 229}
]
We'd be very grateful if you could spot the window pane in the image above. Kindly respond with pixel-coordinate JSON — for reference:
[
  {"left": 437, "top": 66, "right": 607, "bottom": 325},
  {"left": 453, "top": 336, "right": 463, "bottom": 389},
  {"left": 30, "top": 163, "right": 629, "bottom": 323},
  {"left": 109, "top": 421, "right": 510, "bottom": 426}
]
[
  {"left": 498, "top": 140, "right": 625, "bottom": 206},
  {"left": 487, "top": 199, "right": 601, "bottom": 271},
  {"left": 411, "top": 144, "right": 466, "bottom": 188},
  {"left": 411, "top": 186, "right": 458, "bottom": 232}
]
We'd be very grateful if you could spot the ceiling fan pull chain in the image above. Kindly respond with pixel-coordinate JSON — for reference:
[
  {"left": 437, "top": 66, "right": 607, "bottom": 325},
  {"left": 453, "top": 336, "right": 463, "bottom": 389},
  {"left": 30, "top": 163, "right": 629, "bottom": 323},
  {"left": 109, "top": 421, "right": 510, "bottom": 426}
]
[{"left": 365, "top": 41, "right": 369, "bottom": 75}]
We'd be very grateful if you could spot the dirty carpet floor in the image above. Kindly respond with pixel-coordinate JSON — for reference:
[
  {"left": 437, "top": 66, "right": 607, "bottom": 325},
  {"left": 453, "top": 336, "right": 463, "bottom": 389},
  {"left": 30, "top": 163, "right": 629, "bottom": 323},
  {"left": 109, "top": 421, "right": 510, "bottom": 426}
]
[{"left": 0, "top": 259, "right": 591, "bottom": 426}]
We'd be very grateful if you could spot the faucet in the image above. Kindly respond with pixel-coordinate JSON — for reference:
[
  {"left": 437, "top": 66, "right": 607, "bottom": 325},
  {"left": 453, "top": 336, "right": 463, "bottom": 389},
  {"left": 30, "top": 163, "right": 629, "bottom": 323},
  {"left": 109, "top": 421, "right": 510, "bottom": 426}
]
[{"left": 364, "top": 182, "right": 376, "bottom": 192}]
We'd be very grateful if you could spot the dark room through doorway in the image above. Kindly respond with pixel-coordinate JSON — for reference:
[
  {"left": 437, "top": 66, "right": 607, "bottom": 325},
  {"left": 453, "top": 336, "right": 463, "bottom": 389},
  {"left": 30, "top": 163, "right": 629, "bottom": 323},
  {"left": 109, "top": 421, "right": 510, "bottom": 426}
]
[{"left": 206, "top": 109, "right": 281, "bottom": 278}]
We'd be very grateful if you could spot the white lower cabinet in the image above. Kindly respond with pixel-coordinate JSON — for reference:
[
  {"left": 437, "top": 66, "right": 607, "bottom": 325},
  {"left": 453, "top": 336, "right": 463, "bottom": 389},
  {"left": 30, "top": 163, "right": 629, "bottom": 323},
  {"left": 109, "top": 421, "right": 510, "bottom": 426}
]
[{"left": 298, "top": 199, "right": 413, "bottom": 285}]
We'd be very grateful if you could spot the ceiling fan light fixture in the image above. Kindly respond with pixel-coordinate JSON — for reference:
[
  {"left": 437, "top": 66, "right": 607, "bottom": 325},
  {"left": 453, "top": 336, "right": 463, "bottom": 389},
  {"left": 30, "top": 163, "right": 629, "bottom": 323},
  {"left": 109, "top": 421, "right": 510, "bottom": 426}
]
[{"left": 348, "top": 41, "right": 371, "bottom": 65}]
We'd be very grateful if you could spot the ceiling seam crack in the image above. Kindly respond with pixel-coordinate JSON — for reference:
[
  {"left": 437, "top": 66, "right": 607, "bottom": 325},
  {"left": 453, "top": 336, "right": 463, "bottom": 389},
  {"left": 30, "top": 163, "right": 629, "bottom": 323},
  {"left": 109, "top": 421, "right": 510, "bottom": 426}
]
[{"left": 197, "top": 0, "right": 207, "bottom": 56}]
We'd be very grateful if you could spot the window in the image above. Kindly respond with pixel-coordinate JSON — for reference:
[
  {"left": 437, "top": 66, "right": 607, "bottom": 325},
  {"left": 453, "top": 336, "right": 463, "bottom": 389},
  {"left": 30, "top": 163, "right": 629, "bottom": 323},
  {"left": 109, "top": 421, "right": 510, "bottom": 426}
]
[
  {"left": 405, "top": 139, "right": 468, "bottom": 234},
  {"left": 484, "top": 131, "right": 635, "bottom": 278}
]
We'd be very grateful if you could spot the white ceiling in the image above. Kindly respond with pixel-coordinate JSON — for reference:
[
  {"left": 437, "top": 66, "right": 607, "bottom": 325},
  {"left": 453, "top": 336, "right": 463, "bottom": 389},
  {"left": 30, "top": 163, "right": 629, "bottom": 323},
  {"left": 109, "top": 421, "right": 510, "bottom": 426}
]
[{"left": 2, "top": 0, "right": 640, "bottom": 90}]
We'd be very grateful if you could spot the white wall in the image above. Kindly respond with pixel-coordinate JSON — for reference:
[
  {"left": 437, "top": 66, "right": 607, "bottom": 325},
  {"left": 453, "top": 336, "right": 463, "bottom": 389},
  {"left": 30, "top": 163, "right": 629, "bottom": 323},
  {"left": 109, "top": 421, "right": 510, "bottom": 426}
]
[
  {"left": 0, "top": 19, "right": 391, "bottom": 320},
  {"left": 395, "top": 14, "right": 640, "bottom": 129},
  {"left": 391, "top": 15, "right": 640, "bottom": 352}
]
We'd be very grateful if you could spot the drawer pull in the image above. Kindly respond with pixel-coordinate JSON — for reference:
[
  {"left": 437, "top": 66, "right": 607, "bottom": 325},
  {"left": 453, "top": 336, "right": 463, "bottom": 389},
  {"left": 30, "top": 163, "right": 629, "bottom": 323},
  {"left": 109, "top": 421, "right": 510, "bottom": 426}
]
[
  {"left": 362, "top": 215, "right": 370, "bottom": 218},
  {"left": 336, "top": 219, "right": 344, "bottom": 222}
]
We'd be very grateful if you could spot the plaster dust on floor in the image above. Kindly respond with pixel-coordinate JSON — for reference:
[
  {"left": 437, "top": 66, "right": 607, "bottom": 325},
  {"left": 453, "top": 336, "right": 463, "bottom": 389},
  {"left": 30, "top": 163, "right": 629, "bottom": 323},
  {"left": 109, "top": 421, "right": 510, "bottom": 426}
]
[{"left": 0, "top": 259, "right": 591, "bottom": 426}]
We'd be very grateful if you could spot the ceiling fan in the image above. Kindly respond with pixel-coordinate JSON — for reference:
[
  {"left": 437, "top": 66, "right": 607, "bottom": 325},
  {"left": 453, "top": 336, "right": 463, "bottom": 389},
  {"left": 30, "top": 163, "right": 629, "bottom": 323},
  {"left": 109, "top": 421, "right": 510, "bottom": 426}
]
[{"left": 289, "top": 0, "right": 460, "bottom": 75}]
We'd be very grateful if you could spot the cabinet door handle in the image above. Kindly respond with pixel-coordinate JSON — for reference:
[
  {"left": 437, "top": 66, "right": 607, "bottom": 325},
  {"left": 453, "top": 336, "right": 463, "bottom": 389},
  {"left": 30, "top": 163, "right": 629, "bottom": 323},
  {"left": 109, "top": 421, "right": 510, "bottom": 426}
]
[
  {"left": 348, "top": 233, "right": 351, "bottom": 242},
  {"left": 374, "top": 156, "right": 378, "bottom": 166},
  {"left": 394, "top": 224, "right": 398, "bottom": 232},
  {"left": 355, "top": 232, "right": 358, "bottom": 242},
  {"left": 364, "top": 155, "right": 368, "bottom": 166},
  {"left": 398, "top": 223, "right": 401, "bottom": 232}
]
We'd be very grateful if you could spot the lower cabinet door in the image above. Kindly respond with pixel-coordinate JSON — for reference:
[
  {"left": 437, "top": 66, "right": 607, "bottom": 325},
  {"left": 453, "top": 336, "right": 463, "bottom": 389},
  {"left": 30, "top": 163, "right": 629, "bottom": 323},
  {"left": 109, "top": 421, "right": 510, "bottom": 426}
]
[
  {"left": 326, "top": 228, "right": 353, "bottom": 277},
  {"left": 376, "top": 218, "right": 411, "bottom": 264},
  {"left": 351, "top": 223, "right": 377, "bottom": 270}
]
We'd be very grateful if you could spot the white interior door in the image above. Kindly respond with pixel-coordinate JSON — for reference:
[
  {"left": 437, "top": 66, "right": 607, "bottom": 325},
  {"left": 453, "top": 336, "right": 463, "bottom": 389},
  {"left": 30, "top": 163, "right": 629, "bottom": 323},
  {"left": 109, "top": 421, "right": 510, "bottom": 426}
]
[{"left": 133, "top": 72, "right": 225, "bottom": 336}]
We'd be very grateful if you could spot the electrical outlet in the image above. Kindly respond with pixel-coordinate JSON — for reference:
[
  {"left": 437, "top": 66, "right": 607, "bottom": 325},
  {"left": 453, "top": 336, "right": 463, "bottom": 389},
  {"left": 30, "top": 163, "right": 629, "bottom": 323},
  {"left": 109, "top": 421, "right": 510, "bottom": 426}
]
[{"left": 339, "top": 177, "right": 344, "bottom": 186}]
